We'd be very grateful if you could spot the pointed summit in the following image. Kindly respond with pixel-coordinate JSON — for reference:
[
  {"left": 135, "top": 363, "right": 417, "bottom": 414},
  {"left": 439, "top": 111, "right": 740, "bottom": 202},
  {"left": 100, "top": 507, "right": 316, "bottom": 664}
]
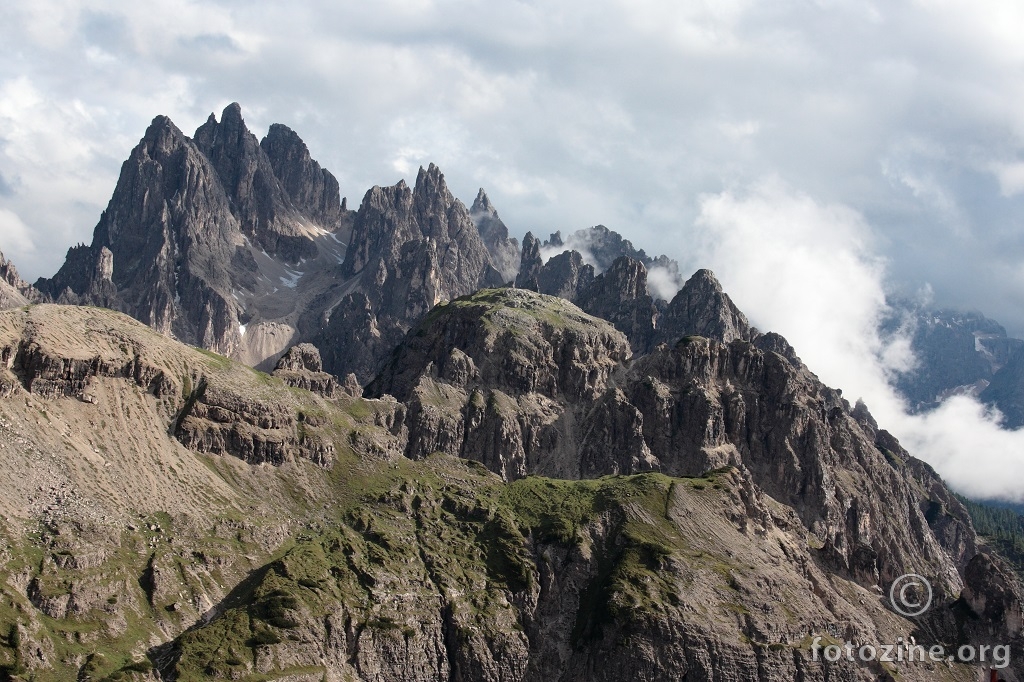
[
  {"left": 471, "top": 188, "right": 495, "bottom": 215},
  {"left": 194, "top": 103, "right": 317, "bottom": 262},
  {"left": 515, "top": 232, "right": 542, "bottom": 291},
  {"left": 657, "top": 268, "right": 755, "bottom": 344},
  {"left": 260, "top": 123, "right": 343, "bottom": 228},
  {"left": 469, "top": 188, "right": 520, "bottom": 281}
]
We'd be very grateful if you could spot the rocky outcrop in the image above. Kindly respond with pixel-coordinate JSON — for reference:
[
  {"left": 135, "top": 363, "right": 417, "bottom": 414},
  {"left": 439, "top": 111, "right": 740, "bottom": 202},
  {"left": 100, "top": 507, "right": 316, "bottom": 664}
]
[
  {"left": 271, "top": 343, "right": 340, "bottom": 397},
  {"left": 0, "top": 304, "right": 335, "bottom": 468},
  {"left": 961, "top": 552, "right": 1024, "bottom": 640},
  {"left": 1, "top": 335, "right": 175, "bottom": 402},
  {"left": 367, "top": 289, "right": 636, "bottom": 478},
  {"left": 174, "top": 380, "right": 334, "bottom": 466},
  {"left": 366, "top": 286, "right": 974, "bottom": 605},
  {"left": 0, "top": 250, "right": 45, "bottom": 309},
  {"left": 656, "top": 268, "right": 756, "bottom": 344},
  {"left": 261, "top": 123, "right": 345, "bottom": 230},
  {"left": 575, "top": 256, "right": 657, "bottom": 352},
  {"left": 317, "top": 164, "right": 504, "bottom": 381},
  {"left": 544, "top": 224, "right": 650, "bottom": 272},
  {"left": 470, "top": 188, "right": 520, "bottom": 282}
]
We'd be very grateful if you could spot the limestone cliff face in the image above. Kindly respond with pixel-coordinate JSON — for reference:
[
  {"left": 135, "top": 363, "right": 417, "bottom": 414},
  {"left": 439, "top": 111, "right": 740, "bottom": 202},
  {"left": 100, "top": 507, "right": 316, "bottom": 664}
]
[
  {"left": 0, "top": 250, "right": 45, "bottom": 310},
  {"left": 260, "top": 123, "right": 345, "bottom": 230},
  {"left": 194, "top": 103, "right": 320, "bottom": 262},
  {"left": 367, "top": 288, "right": 641, "bottom": 479},
  {"left": 38, "top": 115, "right": 250, "bottom": 355},
  {"left": 470, "top": 188, "right": 520, "bottom": 282},
  {"left": 365, "top": 286, "right": 981, "bottom": 610},
  {"left": 319, "top": 164, "right": 504, "bottom": 381}
]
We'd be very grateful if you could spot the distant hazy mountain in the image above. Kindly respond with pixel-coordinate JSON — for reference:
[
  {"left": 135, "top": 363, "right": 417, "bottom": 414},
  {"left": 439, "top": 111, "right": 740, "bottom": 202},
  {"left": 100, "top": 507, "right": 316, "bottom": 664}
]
[{"left": 885, "top": 301, "right": 1024, "bottom": 426}]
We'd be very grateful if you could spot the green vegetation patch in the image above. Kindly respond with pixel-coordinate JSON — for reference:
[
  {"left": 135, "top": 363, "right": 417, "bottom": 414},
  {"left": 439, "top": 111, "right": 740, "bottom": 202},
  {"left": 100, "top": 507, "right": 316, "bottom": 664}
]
[{"left": 957, "top": 494, "right": 1024, "bottom": 579}]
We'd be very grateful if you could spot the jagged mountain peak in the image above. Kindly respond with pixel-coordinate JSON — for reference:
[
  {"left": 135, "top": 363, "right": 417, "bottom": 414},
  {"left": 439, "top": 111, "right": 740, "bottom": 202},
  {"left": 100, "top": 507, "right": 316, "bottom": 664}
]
[
  {"left": 260, "top": 122, "right": 344, "bottom": 228},
  {"left": 413, "top": 163, "right": 447, "bottom": 198},
  {"left": 140, "top": 114, "right": 189, "bottom": 157},
  {"left": 193, "top": 102, "right": 251, "bottom": 153},
  {"left": 686, "top": 267, "right": 725, "bottom": 292},
  {"left": 470, "top": 187, "right": 520, "bottom": 282},
  {"left": 471, "top": 187, "right": 496, "bottom": 214},
  {"left": 657, "top": 267, "right": 755, "bottom": 344}
]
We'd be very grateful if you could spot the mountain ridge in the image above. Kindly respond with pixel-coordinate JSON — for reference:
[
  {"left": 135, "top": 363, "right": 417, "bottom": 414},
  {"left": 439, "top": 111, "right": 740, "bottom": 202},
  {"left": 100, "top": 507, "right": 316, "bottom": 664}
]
[{"left": 2, "top": 102, "right": 1023, "bottom": 680}]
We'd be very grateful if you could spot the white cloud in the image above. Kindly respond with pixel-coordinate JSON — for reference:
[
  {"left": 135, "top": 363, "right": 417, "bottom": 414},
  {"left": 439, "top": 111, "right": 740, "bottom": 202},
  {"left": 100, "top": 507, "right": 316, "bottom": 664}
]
[
  {"left": 646, "top": 264, "right": 683, "bottom": 301},
  {"left": 695, "top": 178, "right": 1024, "bottom": 501},
  {"left": 694, "top": 178, "right": 899, "bottom": 405},
  {"left": 990, "top": 161, "right": 1024, "bottom": 197},
  {"left": 0, "top": 209, "right": 35, "bottom": 259}
]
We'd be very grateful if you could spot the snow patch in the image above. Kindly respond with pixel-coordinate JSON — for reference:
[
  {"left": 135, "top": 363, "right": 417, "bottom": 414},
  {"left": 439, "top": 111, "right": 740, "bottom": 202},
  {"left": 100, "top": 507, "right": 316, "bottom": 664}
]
[{"left": 279, "top": 269, "right": 304, "bottom": 288}]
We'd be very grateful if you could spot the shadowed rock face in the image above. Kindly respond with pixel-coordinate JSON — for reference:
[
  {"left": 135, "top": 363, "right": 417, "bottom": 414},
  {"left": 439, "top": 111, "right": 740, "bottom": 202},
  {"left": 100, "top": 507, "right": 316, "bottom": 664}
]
[
  {"left": 471, "top": 188, "right": 520, "bottom": 282},
  {"left": 35, "top": 104, "right": 353, "bottom": 357},
  {"left": 656, "top": 268, "right": 756, "bottom": 345},
  {"left": 261, "top": 123, "right": 344, "bottom": 229},
  {"left": 575, "top": 256, "right": 657, "bottom": 352},
  {"left": 0, "top": 250, "right": 45, "bottom": 309},
  {"left": 515, "top": 231, "right": 543, "bottom": 291},
  {"left": 35, "top": 107, "right": 506, "bottom": 381},
  {"left": 38, "top": 114, "right": 250, "bottom": 355},
  {"left": 366, "top": 287, "right": 978, "bottom": 601},
  {"left": 318, "top": 164, "right": 504, "bottom": 381},
  {"left": 194, "top": 103, "right": 320, "bottom": 263}
]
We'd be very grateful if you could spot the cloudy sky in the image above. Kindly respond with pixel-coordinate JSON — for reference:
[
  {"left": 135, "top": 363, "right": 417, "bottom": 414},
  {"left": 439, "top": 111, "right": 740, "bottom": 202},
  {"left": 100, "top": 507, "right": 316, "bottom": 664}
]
[{"left": 3, "top": 0, "right": 1024, "bottom": 498}]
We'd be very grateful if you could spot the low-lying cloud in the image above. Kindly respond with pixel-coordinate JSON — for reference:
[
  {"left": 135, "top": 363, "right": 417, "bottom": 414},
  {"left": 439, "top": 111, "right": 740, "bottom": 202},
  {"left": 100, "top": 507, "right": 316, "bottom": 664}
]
[{"left": 694, "top": 178, "right": 1024, "bottom": 502}]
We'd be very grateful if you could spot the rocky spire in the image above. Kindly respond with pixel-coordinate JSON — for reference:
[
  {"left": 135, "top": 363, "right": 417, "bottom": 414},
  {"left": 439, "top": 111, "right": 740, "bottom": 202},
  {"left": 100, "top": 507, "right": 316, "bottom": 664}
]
[
  {"left": 470, "top": 188, "right": 520, "bottom": 282},
  {"left": 260, "top": 123, "right": 343, "bottom": 229},
  {"left": 657, "top": 268, "right": 755, "bottom": 345},
  {"left": 515, "top": 232, "right": 542, "bottom": 291},
  {"left": 194, "top": 103, "right": 317, "bottom": 262},
  {"left": 576, "top": 255, "right": 657, "bottom": 352}
]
